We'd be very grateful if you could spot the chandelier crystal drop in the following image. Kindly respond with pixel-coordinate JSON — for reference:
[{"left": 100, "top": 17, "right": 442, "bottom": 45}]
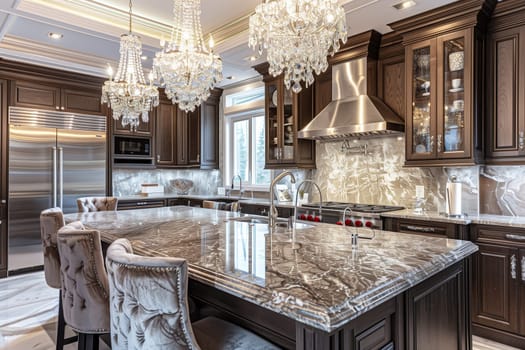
[
  {"left": 153, "top": 0, "right": 223, "bottom": 112},
  {"left": 101, "top": 0, "right": 159, "bottom": 131},
  {"left": 249, "top": 0, "right": 347, "bottom": 93}
]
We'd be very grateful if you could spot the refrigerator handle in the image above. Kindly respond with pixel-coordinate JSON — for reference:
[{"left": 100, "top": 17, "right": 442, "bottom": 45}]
[
  {"left": 58, "top": 147, "right": 64, "bottom": 209},
  {"left": 52, "top": 146, "right": 57, "bottom": 207}
]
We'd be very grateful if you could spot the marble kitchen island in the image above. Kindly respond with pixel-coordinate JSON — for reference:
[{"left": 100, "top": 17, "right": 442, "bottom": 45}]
[{"left": 65, "top": 206, "right": 478, "bottom": 350}]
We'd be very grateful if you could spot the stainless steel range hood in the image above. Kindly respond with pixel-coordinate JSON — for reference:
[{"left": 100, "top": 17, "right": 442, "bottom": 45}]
[{"left": 298, "top": 57, "right": 404, "bottom": 141}]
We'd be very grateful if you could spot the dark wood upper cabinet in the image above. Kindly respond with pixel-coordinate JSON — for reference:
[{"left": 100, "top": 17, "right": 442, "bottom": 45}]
[
  {"left": 486, "top": 3, "right": 525, "bottom": 164},
  {"left": 154, "top": 88, "right": 221, "bottom": 169},
  {"left": 314, "top": 68, "right": 332, "bottom": 116},
  {"left": 200, "top": 89, "right": 221, "bottom": 169},
  {"left": 378, "top": 33, "right": 405, "bottom": 120},
  {"left": 11, "top": 80, "right": 105, "bottom": 115},
  {"left": 112, "top": 112, "right": 154, "bottom": 136},
  {"left": 253, "top": 63, "right": 315, "bottom": 169},
  {"left": 390, "top": 0, "right": 495, "bottom": 167},
  {"left": 155, "top": 98, "right": 177, "bottom": 166}
]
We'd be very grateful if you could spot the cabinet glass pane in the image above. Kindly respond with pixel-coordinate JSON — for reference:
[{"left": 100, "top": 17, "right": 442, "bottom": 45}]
[
  {"left": 282, "top": 88, "right": 294, "bottom": 160},
  {"left": 268, "top": 84, "right": 279, "bottom": 161},
  {"left": 443, "top": 37, "right": 465, "bottom": 152},
  {"left": 412, "top": 46, "right": 432, "bottom": 154}
]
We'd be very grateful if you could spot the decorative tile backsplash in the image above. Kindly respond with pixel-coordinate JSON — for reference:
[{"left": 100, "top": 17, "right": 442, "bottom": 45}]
[
  {"left": 113, "top": 136, "right": 525, "bottom": 216},
  {"left": 113, "top": 168, "right": 222, "bottom": 196},
  {"left": 312, "top": 137, "right": 479, "bottom": 214}
]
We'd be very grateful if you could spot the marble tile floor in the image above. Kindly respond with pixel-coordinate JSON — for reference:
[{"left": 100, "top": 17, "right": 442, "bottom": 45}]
[{"left": 0, "top": 271, "right": 520, "bottom": 350}]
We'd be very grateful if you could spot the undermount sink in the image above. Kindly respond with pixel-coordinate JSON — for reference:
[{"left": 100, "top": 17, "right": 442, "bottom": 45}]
[{"left": 227, "top": 216, "right": 315, "bottom": 229}]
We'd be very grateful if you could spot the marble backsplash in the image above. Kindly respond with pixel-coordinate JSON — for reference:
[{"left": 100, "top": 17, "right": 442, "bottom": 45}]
[
  {"left": 480, "top": 166, "right": 525, "bottom": 216},
  {"left": 311, "top": 137, "right": 480, "bottom": 215},
  {"left": 113, "top": 168, "right": 222, "bottom": 196}
]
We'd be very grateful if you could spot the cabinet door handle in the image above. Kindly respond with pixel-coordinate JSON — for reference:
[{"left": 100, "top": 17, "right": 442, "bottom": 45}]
[
  {"left": 511, "top": 254, "right": 517, "bottom": 280},
  {"left": 157, "top": 154, "right": 160, "bottom": 162},
  {"left": 521, "top": 256, "right": 525, "bottom": 282},
  {"left": 60, "top": 106, "right": 65, "bottom": 110},
  {"left": 437, "top": 134, "right": 442, "bottom": 152},
  {"left": 430, "top": 135, "right": 434, "bottom": 153},
  {"left": 197, "top": 154, "right": 200, "bottom": 162},
  {"left": 55, "top": 106, "right": 59, "bottom": 110},
  {"left": 519, "top": 131, "right": 524, "bottom": 151},
  {"left": 400, "top": 224, "right": 436, "bottom": 233},
  {"left": 505, "top": 234, "right": 525, "bottom": 241}
]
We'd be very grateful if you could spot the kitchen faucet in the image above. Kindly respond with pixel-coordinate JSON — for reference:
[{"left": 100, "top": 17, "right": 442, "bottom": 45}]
[
  {"left": 231, "top": 174, "right": 243, "bottom": 199},
  {"left": 269, "top": 171, "right": 296, "bottom": 229},
  {"left": 343, "top": 206, "right": 358, "bottom": 249},
  {"left": 293, "top": 180, "right": 323, "bottom": 229}
]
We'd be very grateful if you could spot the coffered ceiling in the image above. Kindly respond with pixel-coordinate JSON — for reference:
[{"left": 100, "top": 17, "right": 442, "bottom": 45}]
[{"left": 0, "top": 0, "right": 456, "bottom": 87}]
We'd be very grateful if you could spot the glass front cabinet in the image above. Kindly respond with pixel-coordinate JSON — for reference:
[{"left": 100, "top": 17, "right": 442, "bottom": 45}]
[
  {"left": 255, "top": 63, "right": 316, "bottom": 169},
  {"left": 405, "top": 29, "right": 480, "bottom": 166}
]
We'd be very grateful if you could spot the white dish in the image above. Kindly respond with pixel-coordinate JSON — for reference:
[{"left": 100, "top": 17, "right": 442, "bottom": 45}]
[
  {"left": 415, "top": 144, "right": 427, "bottom": 153},
  {"left": 271, "top": 90, "right": 278, "bottom": 106},
  {"left": 449, "top": 88, "right": 464, "bottom": 93}
]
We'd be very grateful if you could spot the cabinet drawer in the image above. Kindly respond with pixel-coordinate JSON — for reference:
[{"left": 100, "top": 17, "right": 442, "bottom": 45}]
[
  {"left": 168, "top": 198, "right": 203, "bottom": 207},
  {"left": 472, "top": 225, "right": 525, "bottom": 245},
  {"left": 117, "top": 199, "right": 166, "bottom": 210},
  {"left": 355, "top": 318, "right": 392, "bottom": 350},
  {"left": 386, "top": 218, "right": 461, "bottom": 239}
]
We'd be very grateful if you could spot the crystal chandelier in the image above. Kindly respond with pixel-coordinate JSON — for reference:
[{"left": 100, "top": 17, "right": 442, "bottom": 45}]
[
  {"left": 249, "top": 0, "right": 347, "bottom": 93},
  {"left": 101, "top": 0, "right": 159, "bottom": 131},
  {"left": 153, "top": 0, "right": 222, "bottom": 112}
]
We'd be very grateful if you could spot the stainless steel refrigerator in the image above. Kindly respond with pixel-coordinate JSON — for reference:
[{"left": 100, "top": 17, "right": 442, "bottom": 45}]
[{"left": 8, "top": 107, "right": 107, "bottom": 271}]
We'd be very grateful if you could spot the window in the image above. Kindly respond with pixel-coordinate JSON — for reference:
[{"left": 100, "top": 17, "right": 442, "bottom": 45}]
[
  {"left": 224, "top": 81, "right": 272, "bottom": 189},
  {"left": 230, "top": 114, "right": 271, "bottom": 186}
]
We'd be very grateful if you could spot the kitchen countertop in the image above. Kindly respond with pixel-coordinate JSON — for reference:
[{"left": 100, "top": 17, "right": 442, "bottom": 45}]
[
  {"left": 382, "top": 209, "right": 525, "bottom": 228},
  {"left": 64, "top": 206, "right": 477, "bottom": 332}
]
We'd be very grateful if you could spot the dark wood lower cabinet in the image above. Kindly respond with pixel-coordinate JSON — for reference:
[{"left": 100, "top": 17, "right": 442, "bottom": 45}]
[
  {"left": 117, "top": 199, "right": 166, "bottom": 210},
  {"left": 471, "top": 224, "right": 525, "bottom": 348},
  {"left": 190, "top": 260, "right": 471, "bottom": 350}
]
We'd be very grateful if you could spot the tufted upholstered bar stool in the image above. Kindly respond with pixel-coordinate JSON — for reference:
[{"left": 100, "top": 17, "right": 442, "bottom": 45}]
[
  {"left": 106, "top": 238, "right": 281, "bottom": 350},
  {"left": 40, "top": 208, "right": 78, "bottom": 350},
  {"left": 57, "top": 221, "right": 110, "bottom": 350},
  {"left": 76, "top": 197, "right": 118, "bottom": 213}
]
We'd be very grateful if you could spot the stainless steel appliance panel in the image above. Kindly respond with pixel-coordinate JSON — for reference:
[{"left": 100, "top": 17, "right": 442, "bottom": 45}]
[
  {"left": 8, "top": 126, "right": 56, "bottom": 247},
  {"left": 58, "top": 129, "right": 106, "bottom": 214}
]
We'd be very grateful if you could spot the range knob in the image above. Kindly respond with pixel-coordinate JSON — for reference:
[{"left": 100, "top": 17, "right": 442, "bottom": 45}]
[
  {"left": 314, "top": 216, "right": 321, "bottom": 222},
  {"left": 365, "top": 221, "right": 373, "bottom": 228},
  {"left": 307, "top": 214, "right": 314, "bottom": 221},
  {"left": 299, "top": 214, "right": 306, "bottom": 220},
  {"left": 336, "top": 221, "right": 343, "bottom": 225},
  {"left": 345, "top": 219, "right": 353, "bottom": 226},
  {"left": 355, "top": 220, "right": 363, "bottom": 227}
]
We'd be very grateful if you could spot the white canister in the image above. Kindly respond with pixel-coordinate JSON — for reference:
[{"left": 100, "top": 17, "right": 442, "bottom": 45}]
[{"left": 446, "top": 178, "right": 462, "bottom": 217}]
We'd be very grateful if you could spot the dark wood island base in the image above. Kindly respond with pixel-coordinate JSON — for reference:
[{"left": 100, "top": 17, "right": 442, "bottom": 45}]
[{"left": 190, "top": 259, "right": 472, "bottom": 350}]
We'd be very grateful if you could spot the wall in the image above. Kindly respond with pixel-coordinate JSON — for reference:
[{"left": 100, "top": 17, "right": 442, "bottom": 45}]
[
  {"left": 113, "top": 168, "right": 222, "bottom": 196},
  {"left": 480, "top": 166, "right": 525, "bottom": 216}
]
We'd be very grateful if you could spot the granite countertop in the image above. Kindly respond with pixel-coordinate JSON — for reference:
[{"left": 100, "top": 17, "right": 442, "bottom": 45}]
[
  {"left": 381, "top": 209, "right": 525, "bottom": 228},
  {"left": 64, "top": 206, "right": 477, "bottom": 332}
]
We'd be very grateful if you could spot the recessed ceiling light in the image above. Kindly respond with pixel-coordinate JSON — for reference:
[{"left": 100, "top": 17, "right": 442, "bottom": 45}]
[
  {"left": 226, "top": 76, "right": 235, "bottom": 80},
  {"left": 393, "top": 0, "right": 416, "bottom": 10},
  {"left": 141, "top": 55, "right": 148, "bottom": 60},
  {"left": 243, "top": 55, "right": 259, "bottom": 62},
  {"left": 48, "top": 32, "right": 63, "bottom": 40}
]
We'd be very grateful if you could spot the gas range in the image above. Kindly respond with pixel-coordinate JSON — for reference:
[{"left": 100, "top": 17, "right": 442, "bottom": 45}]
[{"left": 298, "top": 201, "right": 404, "bottom": 229}]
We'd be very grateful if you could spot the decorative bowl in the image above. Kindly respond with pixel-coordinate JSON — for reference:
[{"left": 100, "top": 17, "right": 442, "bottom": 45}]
[
  {"left": 170, "top": 179, "right": 194, "bottom": 195},
  {"left": 448, "top": 51, "right": 464, "bottom": 71}
]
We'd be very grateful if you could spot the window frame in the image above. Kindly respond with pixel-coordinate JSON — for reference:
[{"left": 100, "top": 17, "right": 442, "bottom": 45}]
[{"left": 225, "top": 110, "right": 273, "bottom": 191}]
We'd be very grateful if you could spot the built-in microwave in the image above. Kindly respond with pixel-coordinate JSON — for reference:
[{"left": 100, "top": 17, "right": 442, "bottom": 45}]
[{"left": 113, "top": 135, "right": 154, "bottom": 166}]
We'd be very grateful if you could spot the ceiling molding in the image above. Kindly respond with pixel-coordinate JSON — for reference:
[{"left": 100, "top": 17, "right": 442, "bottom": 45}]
[{"left": 0, "top": 35, "right": 110, "bottom": 76}]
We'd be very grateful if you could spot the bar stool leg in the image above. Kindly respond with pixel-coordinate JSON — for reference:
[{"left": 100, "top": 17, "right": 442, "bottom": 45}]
[{"left": 56, "top": 292, "right": 65, "bottom": 350}]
